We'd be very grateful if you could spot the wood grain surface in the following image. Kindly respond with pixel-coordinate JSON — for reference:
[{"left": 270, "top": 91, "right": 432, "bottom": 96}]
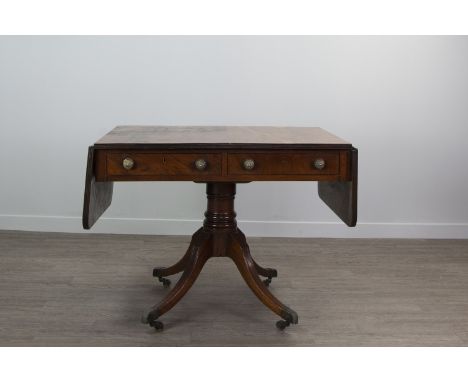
[
  {"left": 227, "top": 151, "right": 340, "bottom": 175},
  {"left": 94, "top": 149, "right": 350, "bottom": 182},
  {"left": 1, "top": 230, "right": 468, "bottom": 346},
  {"left": 82, "top": 147, "right": 113, "bottom": 229},
  {"left": 106, "top": 152, "right": 223, "bottom": 177},
  {"left": 85, "top": 126, "right": 357, "bottom": 227},
  {"left": 318, "top": 148, "right": 358, "bottom": 226},
  {"left": 95, "top": 126, "right": 351, "bottom": 149}
]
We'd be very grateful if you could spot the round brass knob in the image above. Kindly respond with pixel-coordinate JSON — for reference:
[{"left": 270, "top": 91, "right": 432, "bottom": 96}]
[
  {"left": 195, "top": 158, "right": 208, "bottom": 171},
  {"left": 243, "top": 159, "right": 255, "bottom": 171},
  {"left": 314, "top": 158, "right": 326, "bottom": 170},
  {"left": 122, "top": 157, "right": 134, "bottom": 170}
]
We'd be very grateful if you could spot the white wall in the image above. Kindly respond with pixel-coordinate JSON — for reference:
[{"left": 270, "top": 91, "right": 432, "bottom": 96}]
[{"left": 1, "top": 36, "right": 467, "bottom": 238}]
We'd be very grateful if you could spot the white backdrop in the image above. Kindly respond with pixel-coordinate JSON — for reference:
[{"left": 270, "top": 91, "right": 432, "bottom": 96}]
[{"left": 1, "top": 36, "right": 467, "bottom": 238}]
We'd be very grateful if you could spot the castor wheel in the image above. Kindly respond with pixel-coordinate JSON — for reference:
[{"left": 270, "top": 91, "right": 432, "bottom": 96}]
[
  {"left": 141, "top": 312, "right": 164, "bottom": 331},
  {"left": 263, "top": 277, "right": 272, "bottom": 287},
  {"left": 149, "top": 319, "right": 164, "bottom": 331},
  {"left": 158, "top": 276, "right": 171, "bottom": 287},
  {"left": 276, "top": 320, "right": 291, "bottom": 330}
]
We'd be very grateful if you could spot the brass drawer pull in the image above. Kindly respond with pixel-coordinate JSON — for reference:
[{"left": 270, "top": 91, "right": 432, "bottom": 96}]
[
  {"left": 314, "top": 158, "right": 326, "bottom": 170},
  {"left": 243, "top": 159, "right": 255, "bottom": 170},
  {"left": 122, "top": 157, "right": 134, "bottom": 170},
  {"left": 195, "top": 158, "right": 208, "bottom": 171}
]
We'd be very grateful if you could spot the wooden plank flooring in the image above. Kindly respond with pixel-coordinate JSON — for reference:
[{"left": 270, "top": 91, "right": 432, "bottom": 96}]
[{"left": 0, "top": 230, "right": 467, "bottom": 346}]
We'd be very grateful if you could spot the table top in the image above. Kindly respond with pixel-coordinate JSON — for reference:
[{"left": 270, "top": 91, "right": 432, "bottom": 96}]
[
  {"left": 95, "top": 126, "right": 351, "bottom": 149},
  {"left": 84, "top": 125, "right": 358, "bottom": 229}
]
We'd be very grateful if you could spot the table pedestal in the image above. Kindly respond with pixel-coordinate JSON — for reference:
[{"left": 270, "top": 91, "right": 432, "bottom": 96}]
[{"left": 142, "top": 182, "right": 298, "bottom": 331}]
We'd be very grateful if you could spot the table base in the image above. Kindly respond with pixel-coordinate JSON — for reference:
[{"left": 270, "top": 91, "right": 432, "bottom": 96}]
[{"left": 142, "top": 182, "right": 299, "bottom": 331}]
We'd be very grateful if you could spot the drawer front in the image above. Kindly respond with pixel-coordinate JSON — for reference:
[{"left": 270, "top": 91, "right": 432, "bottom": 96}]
[
  {"left": 106, "top": 152, "right": 222, "bottom": 177},
  {"left": 227, "top": 151, "right": 340, "bottom": 175}
]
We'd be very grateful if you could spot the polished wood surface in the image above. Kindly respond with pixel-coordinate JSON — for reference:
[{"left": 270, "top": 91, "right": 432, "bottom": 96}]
[
  {"left": 83, "top": 126, "right": 358, "bottom": 330},
  {"left": 2, "top": 230, "right": 468, "bottom": 346},
  {"left": 144, "top": 183, "right": 297, "bottom": 330},
  {"left": 95, "top": 126, "right": 351, "bottom": 149},
  {"left": 106, "top": 152, "right": 223, "bottom": 177},
  {"left": 318, "top": 148, "right": 358, "bottom": 226},
  {"left": 227, "top": 151, "right": 340, "bottom": 175},
  {"left": 82, "top": 146, "right": 113, "bottom": 229},
  {"left": 94, "top": 149, "right": 350, "bottom": 182}
]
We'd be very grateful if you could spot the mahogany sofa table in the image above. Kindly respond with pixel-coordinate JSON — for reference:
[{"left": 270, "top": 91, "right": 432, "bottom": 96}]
[{"left": 83, "top": 126, "right": 358, "bottom": 331}]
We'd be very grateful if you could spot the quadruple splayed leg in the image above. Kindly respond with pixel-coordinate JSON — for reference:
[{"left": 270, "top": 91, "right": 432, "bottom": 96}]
[{"left": 142, "top": 183, "right": 298, "bottom": 331}]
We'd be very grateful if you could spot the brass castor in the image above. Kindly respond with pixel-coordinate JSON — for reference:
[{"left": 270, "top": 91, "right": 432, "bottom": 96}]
[
  {"left": 262, "top": 277, "right": 273, "bottom": 287},
  {"left": 158, "top": 276, "right": 171, "bottom": 287},
  {"left": 152, "top": 268, "right": 171, "bottom": 287},
  {"left": 276, "top": 319, "right": 291, "bottom": 330},
  {"left": 149, "top": 319, "right": 164, "bottom": 331},
  {"left": 142, "top": 312, "right": 164, "bottom": 331}
]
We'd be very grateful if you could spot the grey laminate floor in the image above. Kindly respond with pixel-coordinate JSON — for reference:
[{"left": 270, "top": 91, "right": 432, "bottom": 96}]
[{"left": 1, "top": 230, "right": 467, "bottom": 346}]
